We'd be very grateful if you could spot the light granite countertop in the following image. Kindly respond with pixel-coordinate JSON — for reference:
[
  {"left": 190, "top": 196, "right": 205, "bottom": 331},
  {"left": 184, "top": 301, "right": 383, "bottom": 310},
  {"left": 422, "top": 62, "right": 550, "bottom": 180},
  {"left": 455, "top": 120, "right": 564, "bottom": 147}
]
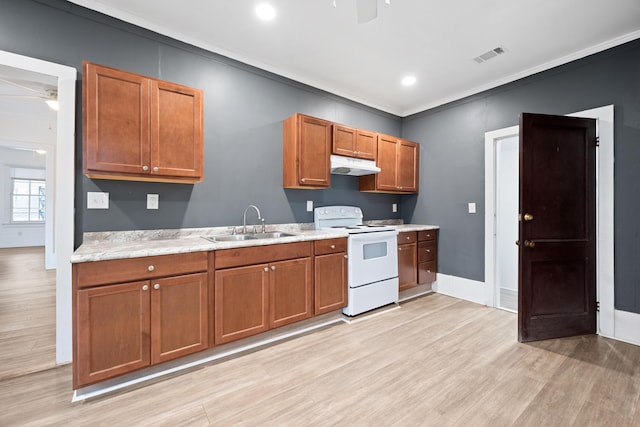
[{"left": 71, "top": 222, "right": 439, "bottom": 263}]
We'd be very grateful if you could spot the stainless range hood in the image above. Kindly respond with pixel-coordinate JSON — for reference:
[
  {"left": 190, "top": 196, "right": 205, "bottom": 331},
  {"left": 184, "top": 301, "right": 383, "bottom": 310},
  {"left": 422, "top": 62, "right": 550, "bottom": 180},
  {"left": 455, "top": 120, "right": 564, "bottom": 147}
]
[{"left": 330, "top": 155, "right": 381, "bottom": 176}]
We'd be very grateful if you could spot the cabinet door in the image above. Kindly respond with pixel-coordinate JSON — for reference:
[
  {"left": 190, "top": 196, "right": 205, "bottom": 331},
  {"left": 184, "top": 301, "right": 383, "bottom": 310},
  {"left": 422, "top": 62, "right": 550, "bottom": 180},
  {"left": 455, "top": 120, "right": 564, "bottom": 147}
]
[
  {"left": 76, "top": 281, "right": 150, "bottom": 387},
  {"left": 151, "top": 273, "right": 208, "bottom": 364},
  {"left": 355, "top": 129, "right": 376, "bottom": 160},
  {"left": 214, "top": 265, "right": 269, "bottom": 345},
  {"left": 150, "top": 80, "right": 204, "bottom": 180},
  {"left": 270, "top": 258, "right": 312, "bottom": 328},
  {"left": 333, "top": 124, "right": 356, "bottom": 157},
  {"left": 298, "top": 115, "right": 331, "bottom": 187},
  {"left": 376, "top": 135, "right": 399, "bottom": 191},
  {"left": 83, "top": 62, "right": 150, "bottom": 175},
  {"left": 398, "top": 139, "right": 419, "bottom": 192},
  {"left": 398, "top": 243, "right": 418, "bottom": 291},
  {"left": 314, "top": 252, "right": 347, "bottom": 315}
]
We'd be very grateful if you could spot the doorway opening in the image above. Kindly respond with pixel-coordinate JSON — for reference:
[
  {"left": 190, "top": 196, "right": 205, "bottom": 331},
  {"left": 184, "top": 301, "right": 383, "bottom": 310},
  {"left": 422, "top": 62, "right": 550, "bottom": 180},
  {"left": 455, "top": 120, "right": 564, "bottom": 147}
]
[
  {"left": 484, "top": 105, "right": 614, "bottom": 336},
  {"left": 0, "top": 50, "right": 76, "bottom": 367}
]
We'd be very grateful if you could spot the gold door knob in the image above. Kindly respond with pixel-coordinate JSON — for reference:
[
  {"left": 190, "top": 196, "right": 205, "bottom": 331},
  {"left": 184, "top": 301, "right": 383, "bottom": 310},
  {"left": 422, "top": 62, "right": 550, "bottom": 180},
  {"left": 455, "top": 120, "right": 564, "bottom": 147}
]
[
  {"left": 523, "top": 213, "right": 534, "bottom": 221},
  {"left": 524, "top": 240, "right": 536, "bottom": 248}
]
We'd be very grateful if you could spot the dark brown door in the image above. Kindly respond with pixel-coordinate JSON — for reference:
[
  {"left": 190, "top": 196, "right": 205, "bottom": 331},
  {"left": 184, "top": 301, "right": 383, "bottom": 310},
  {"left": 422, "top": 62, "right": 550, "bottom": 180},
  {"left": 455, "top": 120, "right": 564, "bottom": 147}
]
[{"left": 518, "top": 113, "right": 596, "bottom": 342}]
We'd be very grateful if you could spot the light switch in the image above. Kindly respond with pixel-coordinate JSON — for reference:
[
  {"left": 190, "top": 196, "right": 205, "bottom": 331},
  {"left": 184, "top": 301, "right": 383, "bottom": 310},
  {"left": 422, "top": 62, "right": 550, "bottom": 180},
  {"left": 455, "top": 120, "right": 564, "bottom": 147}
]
[
  {"left": 392, "top": 203, "right": 398, "bottom": 213},
  {"left": 87, "top": 192, "right": 109, "bottom": 209},
  {"left": 468, "top": 202, "right": 477, "bottom": 214},
  {"left": 307, "top": 200, "right": 313, "bottom": 212},
  {"left": 147, "top": 194, "right": 159, "bottom": 210}
]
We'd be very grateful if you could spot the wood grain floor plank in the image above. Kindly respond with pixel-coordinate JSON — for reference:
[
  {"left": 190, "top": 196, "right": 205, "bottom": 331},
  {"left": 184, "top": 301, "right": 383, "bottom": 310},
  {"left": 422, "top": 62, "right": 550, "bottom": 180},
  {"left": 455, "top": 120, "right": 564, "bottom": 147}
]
[{"left": 2, "top": 293, "right": 640, "bottom": 426}]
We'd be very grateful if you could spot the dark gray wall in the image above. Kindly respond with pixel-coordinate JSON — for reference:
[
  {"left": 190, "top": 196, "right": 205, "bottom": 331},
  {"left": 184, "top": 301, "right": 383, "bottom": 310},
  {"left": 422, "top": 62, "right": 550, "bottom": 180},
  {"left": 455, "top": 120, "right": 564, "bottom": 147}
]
[
  {"left": 3, "top": 1, "right": 640, "bottom": 314},
  {"left": 402, "top": 38, "right": 640, "bottom": 314},
  {"left": 0, "top": 0, "right": 404, "bottom": 247}
]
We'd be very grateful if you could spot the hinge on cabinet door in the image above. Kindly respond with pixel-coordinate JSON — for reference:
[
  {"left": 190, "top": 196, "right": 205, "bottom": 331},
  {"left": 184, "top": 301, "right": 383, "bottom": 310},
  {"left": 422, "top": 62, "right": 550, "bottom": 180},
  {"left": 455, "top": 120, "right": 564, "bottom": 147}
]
[
  {"left": 595, "top": 137, "right": 600, "bottom": 147},
  {"left": 596, "top": 301, "right": 600, "bottom": 312}
]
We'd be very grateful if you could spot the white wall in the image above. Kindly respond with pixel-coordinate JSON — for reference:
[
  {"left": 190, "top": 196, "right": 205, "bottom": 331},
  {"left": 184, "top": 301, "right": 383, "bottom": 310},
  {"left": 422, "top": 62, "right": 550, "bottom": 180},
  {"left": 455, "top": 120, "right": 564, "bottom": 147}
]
[{"left": 0, "top": 113, "right": 55, "bottom": 254}]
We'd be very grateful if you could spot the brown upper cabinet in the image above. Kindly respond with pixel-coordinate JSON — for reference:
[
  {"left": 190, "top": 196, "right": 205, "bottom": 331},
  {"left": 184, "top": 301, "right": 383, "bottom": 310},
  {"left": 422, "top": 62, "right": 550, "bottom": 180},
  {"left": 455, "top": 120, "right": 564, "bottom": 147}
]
[
  {"left": 360, "top": 134, "right": 419, "bottom": 194},
  {"left": 283, "top": 113, "right": 332, "bottom": 189},
  {"left": 332, "top": 124, "right": 376, "bottom": 160},
  {"left": 82, "top": 61, "right": 204, "bottom": 183}
]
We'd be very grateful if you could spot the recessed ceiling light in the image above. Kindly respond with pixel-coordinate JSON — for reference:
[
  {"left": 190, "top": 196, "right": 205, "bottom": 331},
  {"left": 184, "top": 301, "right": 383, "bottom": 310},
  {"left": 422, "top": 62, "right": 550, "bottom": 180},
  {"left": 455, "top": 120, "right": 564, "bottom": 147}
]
[
  {"left": 255, "top": 3, "right": 276, "bottom": 21},
  {"left": 401, "top": 76, "right": 416, "bottom": 86}
]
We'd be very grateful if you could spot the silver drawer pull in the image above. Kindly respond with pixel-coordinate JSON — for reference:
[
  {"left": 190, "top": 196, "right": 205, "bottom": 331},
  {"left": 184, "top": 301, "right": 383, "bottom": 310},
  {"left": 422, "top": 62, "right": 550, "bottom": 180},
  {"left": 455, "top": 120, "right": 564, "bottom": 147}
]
[
  {"left": 148, "top": 265, "right": 155, "bottom": 272},
  {"left": 142, "top": 285, "right": 149, "bottom": 291},
  {"left": 330, "top": 244, "right": 335, "bottom": 249},
  {"left": 154, "top": 283, "right": 160, "bottom": 290}
]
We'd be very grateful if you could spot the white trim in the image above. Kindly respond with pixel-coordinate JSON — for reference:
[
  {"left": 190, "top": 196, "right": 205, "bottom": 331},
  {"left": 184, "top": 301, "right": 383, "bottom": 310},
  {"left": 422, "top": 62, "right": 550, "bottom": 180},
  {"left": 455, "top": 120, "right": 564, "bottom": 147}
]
[
  {"left": 611, "top": 310, "right": 640, "bottom": 347},
  {"left": 432, "top": 274, "right": 485, "bottom": 305},
  {"left": 0, "top": 50, "right": 77, "bottom": 364},
  {"left": 484, "top": 126, "right": 519, "bottom": 309},
  {"left": 484, "top": 106, "right": 618, "bottom": 342}
]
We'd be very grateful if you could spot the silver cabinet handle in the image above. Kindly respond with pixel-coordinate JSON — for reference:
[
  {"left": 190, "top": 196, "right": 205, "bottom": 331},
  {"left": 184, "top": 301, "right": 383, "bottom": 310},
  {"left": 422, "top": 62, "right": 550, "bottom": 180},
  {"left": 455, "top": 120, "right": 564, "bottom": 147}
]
[
  {"left": 330, "top": 244, "right": 335, "bottom": 249},
  {"left": 154, "top": 283, "right": 160, "bottom": 290},
  {"left": 142, "top": 284, "right": 149, "bottom": 291},
  {"left": 142, "top": 165, "right": 149, "bottom": 171},
  {"left": 153, "top": 166, "right": 159, "bottom": 172},
  {"left": 148, "top": 265, "right": 155, "bottom": 272},
  {"left": 271, "top": 265, "right": 276, "bottom": 271},
  {"left": 264, "top": 267, "right": 269, "bottom": 272},
  {"left": 344, "top": 254, "right": 348, "bottom": 259},
  {"left": 426, "top": 249, "right": 431, "bottom": 253}
]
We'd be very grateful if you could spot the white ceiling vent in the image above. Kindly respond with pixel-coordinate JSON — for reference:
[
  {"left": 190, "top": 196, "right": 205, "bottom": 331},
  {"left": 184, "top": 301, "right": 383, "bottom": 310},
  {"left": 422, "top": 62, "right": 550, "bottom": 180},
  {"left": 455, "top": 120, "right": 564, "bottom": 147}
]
[{"left": 473, "top": 46, "right": 506, "bottom": 64}]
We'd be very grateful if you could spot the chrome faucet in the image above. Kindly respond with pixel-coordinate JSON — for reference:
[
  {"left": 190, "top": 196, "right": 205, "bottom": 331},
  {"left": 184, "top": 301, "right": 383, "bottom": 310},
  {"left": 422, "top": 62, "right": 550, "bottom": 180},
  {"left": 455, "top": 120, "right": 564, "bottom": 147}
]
[{"left": 243, "top": 205, "right": 265, "bottom": 233}]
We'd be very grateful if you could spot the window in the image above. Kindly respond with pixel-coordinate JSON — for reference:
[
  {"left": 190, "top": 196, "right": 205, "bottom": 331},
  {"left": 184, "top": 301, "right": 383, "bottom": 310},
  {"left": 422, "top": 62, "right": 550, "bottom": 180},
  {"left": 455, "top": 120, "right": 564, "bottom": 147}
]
[{"left": 11, "top": 178, "right": 45, "bottom": 223}]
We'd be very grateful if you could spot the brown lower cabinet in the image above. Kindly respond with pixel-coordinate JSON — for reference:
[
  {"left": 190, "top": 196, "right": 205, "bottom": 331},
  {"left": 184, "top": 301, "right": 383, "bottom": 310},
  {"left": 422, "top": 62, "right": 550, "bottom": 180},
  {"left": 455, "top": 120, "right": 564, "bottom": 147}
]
[
  {"left": 313, "top": 238, "right": 348, "bottom": 315},
  {"left": 73, "top": 238, "right": 350, "bottom": 389},
  {"left": 214, "top": 242, "right": 312, "bottom": 345},
  {"left": 397, "top": 229, "right": 439, "bottom": 291},
  {"left": 74, "top": 270, "right": 208, "bottom": 388}
]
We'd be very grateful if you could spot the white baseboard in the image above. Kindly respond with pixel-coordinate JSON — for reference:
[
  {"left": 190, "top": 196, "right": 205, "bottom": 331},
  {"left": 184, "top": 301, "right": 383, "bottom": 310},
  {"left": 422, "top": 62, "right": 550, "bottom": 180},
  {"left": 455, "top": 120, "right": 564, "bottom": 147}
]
[
  {"left": 611, "top": 309, "right": 640, "bottom": 346},
  {"left": 432, "top": 273, "right": 485, "bottom": 305}
]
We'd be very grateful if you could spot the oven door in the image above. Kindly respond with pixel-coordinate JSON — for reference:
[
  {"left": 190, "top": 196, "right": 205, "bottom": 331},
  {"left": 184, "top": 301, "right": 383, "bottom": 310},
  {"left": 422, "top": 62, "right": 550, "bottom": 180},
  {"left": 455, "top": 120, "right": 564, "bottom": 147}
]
[{"left": 348, "top": 230, "right": 398, "bottom": 288}]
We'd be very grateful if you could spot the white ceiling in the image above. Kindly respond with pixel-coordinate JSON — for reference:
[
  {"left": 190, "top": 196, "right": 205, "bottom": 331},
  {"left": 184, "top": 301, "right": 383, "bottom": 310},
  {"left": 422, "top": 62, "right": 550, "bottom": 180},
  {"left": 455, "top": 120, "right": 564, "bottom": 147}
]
[
  {"left": 0, "top": 64, "right": 57, "bottom": 119},
  {"left": 13, "top": 1, "right": 640, "bottom": 117}
]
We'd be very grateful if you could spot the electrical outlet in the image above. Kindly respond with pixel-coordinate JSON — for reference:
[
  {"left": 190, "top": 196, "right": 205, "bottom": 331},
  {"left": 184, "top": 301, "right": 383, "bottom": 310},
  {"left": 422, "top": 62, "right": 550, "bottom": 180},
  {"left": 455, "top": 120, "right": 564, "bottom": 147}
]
[
  {"left": 392, "top": 203, "right": 398, "bottom": 213},
  {"left": 307, "top": 200, "right": 313, "bottom": 212},
  {"left": 147, "top": 194, "right": 159, "bottom": 210},
  {"left": 468, "top": 202, "right": 477, "bottom": 214},
  {"left": 87, "top": 192, "right": 109, "bottom": 209}
]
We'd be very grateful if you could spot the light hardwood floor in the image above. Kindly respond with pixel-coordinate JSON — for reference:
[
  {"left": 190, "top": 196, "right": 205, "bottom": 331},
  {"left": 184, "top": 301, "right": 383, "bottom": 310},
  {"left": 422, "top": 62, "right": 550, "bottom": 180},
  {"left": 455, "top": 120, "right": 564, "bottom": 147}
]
[
  {"left": 0, "top": 247, "right": 56, "bottom": 380},
  {"left": 2, "top": 293, "right": 640, "bottom": 426}
]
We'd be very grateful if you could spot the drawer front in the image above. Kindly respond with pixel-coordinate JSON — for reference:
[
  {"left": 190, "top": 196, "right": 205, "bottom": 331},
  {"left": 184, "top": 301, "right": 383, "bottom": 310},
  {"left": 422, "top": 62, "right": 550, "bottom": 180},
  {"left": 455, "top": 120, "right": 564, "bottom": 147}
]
[
  {"left": 76, "top": 251, "right": 209, "bottom": 288},
  {"left": 398, "top": 231, "right": 417, "bottom": 245},
  {"left": 215, "top": 241, "right": 311, "bottom": 269},
  {"left": 418, "top": 229, "right": 438, "bottom": 241},
  {"left": 314, "top": 238, "right": 347, "bottom": 255},
  {"left": 418, "top": 261, "right": 437, "bottom": 284},
  {"left": 418, "top": 241, "right": 437, "bottom": 263}
]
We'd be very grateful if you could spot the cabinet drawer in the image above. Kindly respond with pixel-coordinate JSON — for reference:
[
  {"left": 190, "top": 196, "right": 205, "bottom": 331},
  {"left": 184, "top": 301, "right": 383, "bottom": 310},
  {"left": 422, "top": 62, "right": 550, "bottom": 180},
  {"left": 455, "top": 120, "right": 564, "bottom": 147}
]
[
  {"left": 418, "top": 241, "right": 437, "bottom": 262},
  {"left": 418, "top": 261, "right": 437, "bottom": 284},
  {"left": 314, "top": 238, "right": 347, "bottom": 255},
  {"left": 418, "top": 229, "right": 437, "bottom": 241},
  {"left": 76, "top": 251, "right": 209, "bottom": 288},
  {"left": 215, "top": 242, "right": 311, "bottom": 269},
  {"left": 398, "top": 231, "right": 417, "bottom": 244}
]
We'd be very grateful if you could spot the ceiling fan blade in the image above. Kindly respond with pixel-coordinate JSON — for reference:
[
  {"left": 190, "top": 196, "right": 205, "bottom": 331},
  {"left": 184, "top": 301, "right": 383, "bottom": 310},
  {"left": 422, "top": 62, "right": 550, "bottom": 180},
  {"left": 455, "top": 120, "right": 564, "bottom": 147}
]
[{"left": 356, "top": 0, "right": 377, "bottom": 23}]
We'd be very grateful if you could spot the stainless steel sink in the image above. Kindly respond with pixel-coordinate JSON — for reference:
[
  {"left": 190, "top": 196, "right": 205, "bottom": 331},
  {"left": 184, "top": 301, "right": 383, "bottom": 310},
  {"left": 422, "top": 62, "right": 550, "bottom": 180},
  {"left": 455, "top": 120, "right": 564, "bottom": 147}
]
[
  {"left": 252, "top": 232, "right": 294, "bottom": 239},
  {"left": 202, "top": 231, "right": 294, "bottom": 243}
]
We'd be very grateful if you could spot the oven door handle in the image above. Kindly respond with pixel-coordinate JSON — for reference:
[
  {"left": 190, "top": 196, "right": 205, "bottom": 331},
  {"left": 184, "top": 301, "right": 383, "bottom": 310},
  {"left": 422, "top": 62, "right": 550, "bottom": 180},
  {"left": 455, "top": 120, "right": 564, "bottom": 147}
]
[{"left": 348, "top": 230, "right": 398, "bottom": 243}]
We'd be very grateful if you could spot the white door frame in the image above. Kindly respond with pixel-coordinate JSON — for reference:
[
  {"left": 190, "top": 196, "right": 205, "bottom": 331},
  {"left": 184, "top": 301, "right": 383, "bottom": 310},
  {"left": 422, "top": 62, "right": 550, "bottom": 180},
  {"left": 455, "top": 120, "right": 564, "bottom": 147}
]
[
  {"left": 0, "top": 50, "right": 77, "bottom": 364},
  {"left": 484, "top": 105, "right": 615, "bottom": 340}
]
